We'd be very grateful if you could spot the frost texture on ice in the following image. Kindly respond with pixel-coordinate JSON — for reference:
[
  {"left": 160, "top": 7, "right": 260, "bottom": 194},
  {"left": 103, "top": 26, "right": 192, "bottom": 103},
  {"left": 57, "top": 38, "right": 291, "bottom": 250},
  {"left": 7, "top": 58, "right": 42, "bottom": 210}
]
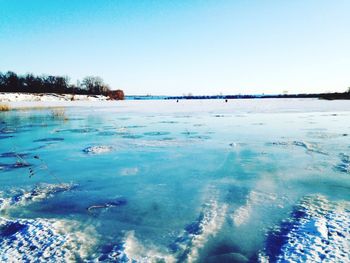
[
  {"left": 0, "top": 183, "right": 76, "bottom": 211},
  {"left": 100, "top": 199, "right": 228, "bottom": 263},
  {"left": 83, "top": 145, "right": 113, "bottom": 154},
  {"left": 267, "top": 141, "right": 328, "bottom": 155},
  {"left": 260, "top": 195, "right": 350, "bottom": 263},
  {"left": 99, "top": 200, "right": 228, "bottom": 262},
  {"left": 0, "top": 217, "right": 96, "bottom": 262},
  {"left": 99, "top": 231, "right": 175, "bottom": 263},
  {"left": 143, "top": 131, "right": 171, "bottom": 136},
  {"left": 334, "top": 153, "right": 350, "bottom": 174},
  {"left": 170, "top": 199, "right": 228, "bottom": 262},
  {"left": 292, "top": 141, "right": 328, "bottom": 155}
]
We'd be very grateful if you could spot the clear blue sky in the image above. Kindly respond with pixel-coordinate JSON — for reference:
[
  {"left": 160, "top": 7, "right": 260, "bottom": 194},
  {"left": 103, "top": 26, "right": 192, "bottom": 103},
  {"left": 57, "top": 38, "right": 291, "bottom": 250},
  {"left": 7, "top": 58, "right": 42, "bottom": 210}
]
[{"left": 1, "top": 0, "right": 349, "bottom": 95}]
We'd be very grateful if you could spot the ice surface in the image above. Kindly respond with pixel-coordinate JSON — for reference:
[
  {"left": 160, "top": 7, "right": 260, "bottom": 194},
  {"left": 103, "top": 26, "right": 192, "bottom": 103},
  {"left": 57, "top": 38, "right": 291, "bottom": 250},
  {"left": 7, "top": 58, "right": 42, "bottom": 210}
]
[
  {"left": 3, "top": 97, "right": 350, "bottom": 114},
  {"left": 231, "top": 191, "right": 279, "bottom": 227},
  {"left": 0, "top": 98, "right": 349, "bottom": 262}
]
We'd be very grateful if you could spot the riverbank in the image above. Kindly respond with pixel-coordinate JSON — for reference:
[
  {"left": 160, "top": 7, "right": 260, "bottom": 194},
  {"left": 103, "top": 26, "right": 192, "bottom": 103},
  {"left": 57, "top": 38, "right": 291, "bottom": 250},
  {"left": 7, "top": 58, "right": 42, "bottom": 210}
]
[{"left": 0, "top": 92, "right": 109, "bottom": 103}]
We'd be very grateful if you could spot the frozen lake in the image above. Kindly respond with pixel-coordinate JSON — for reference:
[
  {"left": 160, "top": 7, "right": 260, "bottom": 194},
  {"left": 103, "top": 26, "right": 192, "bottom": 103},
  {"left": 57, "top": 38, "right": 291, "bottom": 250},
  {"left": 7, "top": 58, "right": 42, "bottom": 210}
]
[{"left": 0, "top": 99, "right": 349, "bottom": 262}]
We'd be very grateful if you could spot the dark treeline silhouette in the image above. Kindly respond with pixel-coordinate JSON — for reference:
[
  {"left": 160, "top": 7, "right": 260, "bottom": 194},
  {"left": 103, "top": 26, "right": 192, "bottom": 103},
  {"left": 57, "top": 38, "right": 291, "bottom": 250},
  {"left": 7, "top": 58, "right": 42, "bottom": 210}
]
[
  {"left": 318, "top": 92, "right": 350, "bottom": 100},
  {"left": 0, "top": 71, "right": 112, "bottom": 96},
  {"left": 166, "top": 90, "right": 350, "bottom": 100},
  {"left": 165, "top": 94, "right": 320, "bottom": 100}
]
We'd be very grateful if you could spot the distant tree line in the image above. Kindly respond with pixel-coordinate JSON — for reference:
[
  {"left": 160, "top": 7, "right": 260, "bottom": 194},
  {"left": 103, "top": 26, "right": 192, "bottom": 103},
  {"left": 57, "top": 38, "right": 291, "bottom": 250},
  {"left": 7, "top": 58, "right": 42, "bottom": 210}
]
[
  {"left": 167, "top": 90, "right": 350, "bottom": 100},
  {"left": 0, "top": 71, "right": 115, "bottom": 96},
  {"left": 166, "top": 94, "right": 322, "bottom": 100}
]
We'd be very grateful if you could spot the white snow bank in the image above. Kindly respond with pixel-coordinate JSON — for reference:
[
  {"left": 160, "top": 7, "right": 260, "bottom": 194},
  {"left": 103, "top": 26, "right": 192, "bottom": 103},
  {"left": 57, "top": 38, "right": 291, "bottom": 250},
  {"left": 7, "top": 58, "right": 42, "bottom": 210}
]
[{"left": 0, "top": 92, "right": 108, "bottom": 103}]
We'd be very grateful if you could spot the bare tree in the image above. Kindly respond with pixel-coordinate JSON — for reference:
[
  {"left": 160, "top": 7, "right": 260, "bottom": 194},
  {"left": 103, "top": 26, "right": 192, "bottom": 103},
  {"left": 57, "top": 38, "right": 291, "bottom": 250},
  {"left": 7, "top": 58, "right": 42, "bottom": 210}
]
[
  {"left": 0, "top": 71, "right": 112, "bottom": 95},
  {"left": 81, "top": 76, "right": 106, "bottom": 94}
]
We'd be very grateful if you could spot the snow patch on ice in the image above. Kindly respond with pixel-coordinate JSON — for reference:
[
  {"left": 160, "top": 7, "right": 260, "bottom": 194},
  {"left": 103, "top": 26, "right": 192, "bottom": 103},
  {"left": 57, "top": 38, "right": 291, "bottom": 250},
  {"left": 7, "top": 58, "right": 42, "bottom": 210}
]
[
  {"left": 171, "top": 199, "right": 228, "bottom": 262},
  {"left": 292, "top": 141, "right": 328, "bottom": 155},
  {"left": 120, "top": 167, "right": 139, "bottom": 176},
  {"left": 260, "top": 195, "right": 350, "bottom": 263},
  {"left": 100, "top": 231, "right": 175, "bottom": 262},
  {"left": 0, "top": 183, "right": 76, "bottom": 211},
  {"left": 83, "top": 145, "right": 113, "bottom": 154},
  {"left": 0, "top": 217, "right": 97, "bottom": 262},
  {"left": 267, "top": 141, "right": 328, "bottom": 155}
]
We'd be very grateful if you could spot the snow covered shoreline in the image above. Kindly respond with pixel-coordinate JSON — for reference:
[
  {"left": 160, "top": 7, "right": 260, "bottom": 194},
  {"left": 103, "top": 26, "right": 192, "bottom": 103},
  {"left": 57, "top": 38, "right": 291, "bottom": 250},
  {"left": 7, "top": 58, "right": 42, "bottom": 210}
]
[
  {"left": 0, "top": 92, "right": 109, "bottom": 103},
  {"left": 1, "top": 92, "right": 350, "bottom": 114}
]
